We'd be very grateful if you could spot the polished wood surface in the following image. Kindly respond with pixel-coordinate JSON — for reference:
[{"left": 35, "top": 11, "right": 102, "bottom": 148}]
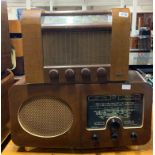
[
  {"left": 9, "top": 20, "right": 21, "bottom": 33},
  {"left": 1, "top": 0, "right": 12, "bottom": 72},
  {"left": 21, "top": 10, "right": 44, "bottom": 83},
  {"left": 2, "top": 138, "right": 152, "bottom": 155},
  {"left": 110, "top": 8, "right": 131, "bottom": 81},
  {"left": 8, "top": 71, "right": 152, "bottom": 148}
]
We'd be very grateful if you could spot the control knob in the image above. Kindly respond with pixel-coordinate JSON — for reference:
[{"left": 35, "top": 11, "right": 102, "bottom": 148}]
[
  {"left": 65, "top": 69, "right": 75, "bottom": 81},
  {"left": 97, "top": 67, "right": 107, "bottom": 82},
  {"left": 107, "top": 117, "right": 122, "bottom": 141},
  {"left": 81, "top": 68, "right": 91, "bottom": 80},
  {"left": 49, "top": 69, "right": 59, "bottom": 81}
]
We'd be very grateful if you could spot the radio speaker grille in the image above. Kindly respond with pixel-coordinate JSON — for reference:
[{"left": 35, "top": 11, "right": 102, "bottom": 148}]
[
  {"left": 43, "top": 29, "right": 111, "bottom": 66},
  {"left": 18, "top": 96, "right": 73, "bottom": 138}
]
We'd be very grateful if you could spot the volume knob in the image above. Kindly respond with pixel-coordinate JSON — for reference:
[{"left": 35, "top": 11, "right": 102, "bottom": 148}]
[
  {"left": 81, "top": 68, "right": 91, "bottom": 80},
  {"left": 65, "top": 69, "right": 75, "bottom": 81},
  {"left": 49, "top": 69, "right": 59, "bottom": 81}
]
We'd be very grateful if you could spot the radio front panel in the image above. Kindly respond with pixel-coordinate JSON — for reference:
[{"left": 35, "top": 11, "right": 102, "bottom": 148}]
[
  {"left": 9, "top": 71, "right": 152, "bottom": 148},
  {"left": 21, "top": 8, "right": 131, "bottom": 83},
  {"left": 87, "top": 94, "right": 143, "bottom": 130}
]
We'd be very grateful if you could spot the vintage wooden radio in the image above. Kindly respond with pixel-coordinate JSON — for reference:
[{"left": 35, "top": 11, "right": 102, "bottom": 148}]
[
  {"left": 9, "top": 71, "right": 152, "bottom": 148},
  {"left": 21, "top": 8, "right": 131, "bottom": 83}
]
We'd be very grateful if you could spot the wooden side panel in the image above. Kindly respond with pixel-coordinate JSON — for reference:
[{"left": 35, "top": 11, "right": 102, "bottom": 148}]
[
  {"left": 1, "top": 0, "right": 12, "bottom": 72},
  {"left": 110, "top": 8, "right": 131, "bottom": 81},
  {"left": 21, "top": 10, "right": 44, "bottom": 83},
  {"left": 1, "top": 71, "right": 14, "bottom": 143},
  {"left": 9, "top": 20, "right": 21, "bottom": 33}
]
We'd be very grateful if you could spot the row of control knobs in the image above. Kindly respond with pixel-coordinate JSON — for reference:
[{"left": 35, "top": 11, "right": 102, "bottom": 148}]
[
  {"left": 92, "top": 118, "right": 138, "bottom": 141},
  {"left": 49, "top": 67, "right": 107, "bottom": 81}
]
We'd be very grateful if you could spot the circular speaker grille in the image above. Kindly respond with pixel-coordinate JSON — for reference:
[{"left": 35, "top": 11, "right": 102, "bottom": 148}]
[{"left": 18, "top": 96, "right": 73, "bottom": 138}]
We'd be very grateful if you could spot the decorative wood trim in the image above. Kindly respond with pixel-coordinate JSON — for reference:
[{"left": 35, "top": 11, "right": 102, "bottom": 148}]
[
  {"left": 110, "top": 8, "right": 131, "bottom": 81},
  {"left": 21, "top": 10, "right": 44, "bottom": 83}
]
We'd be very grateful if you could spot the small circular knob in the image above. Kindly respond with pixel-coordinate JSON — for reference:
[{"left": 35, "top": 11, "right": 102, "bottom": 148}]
[
  {"left": 97, "top": 67, "right": 106, "bottom": 78},
  {"left": 111, "top": 132, "right": 118, "bottom": 141},
  {"left": 49, "top": 69, "right": 59, "bottom": 80},
  {"left": 92, "top": 133, "right": 98, "bottom": 141},
  {"left": 107, "top": 118, "right": 122, "bottom": 141},
  {"left": 65, "top": 69, "right": 75, "bottom": 81},
  {"left": 81, "top": 68, "right": 91, "bottom": 80},
  {"left": 131, "top": 132, "right": 137, "bottom": 140},
  {"left": 97, "top": 67, "right": 107, "bottom": 83}
]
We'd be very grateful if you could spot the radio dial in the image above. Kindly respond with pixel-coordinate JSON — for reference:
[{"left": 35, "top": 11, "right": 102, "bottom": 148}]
[
  {"left": 49, "top": 69, "right": 59, "bottom": 81},
  {"left": 65, "top": 69, "right": 75, "bottom": 81},
  {"left": 81, "top": 68, "right": 91, "bottom": 80}
]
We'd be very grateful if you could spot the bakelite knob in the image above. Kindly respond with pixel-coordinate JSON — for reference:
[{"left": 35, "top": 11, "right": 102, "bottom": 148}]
[
  {"left": 92, "top": 133, "right": 98, "bottom": 141},
  {"left": 131, "top": 132, "right": 138, "bottom": 140},
  {"left": 97, "top": 67, "right": 106, "bottom": 78},
  {"left": 111, "top": 132, "right": 118, "bottom": 140},
  {"left": 65, "top": 69, "right": 75, "bottom": 81},
  {"left": 97, "top": 67, "right": 107, "bottom": 83},
  {"left": 81, "top": 68, "right": 91, "bottom": 80},
  {"left": 49, "top": 69, "right": 59, "bottom": 80},
  {"left": 108, "top": 118, "right": 121, "bottom": 130},
  {"left": 107, "top": 118, "right": 122, "bottom": 141}
]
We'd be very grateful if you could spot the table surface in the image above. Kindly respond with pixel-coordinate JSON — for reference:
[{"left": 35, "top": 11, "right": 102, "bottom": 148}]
[{"left": 2, "top": 138, "right": 152, "bottom": 155}]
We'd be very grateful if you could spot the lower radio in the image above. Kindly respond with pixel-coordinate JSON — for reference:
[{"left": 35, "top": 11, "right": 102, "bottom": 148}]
[{"left": 9, "top": 71, "right": 152, "bottom": 148}]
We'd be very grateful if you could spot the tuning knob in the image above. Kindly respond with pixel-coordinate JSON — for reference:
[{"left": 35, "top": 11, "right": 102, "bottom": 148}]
[
  {"left": 49, "top": 69, "right": 59, "bottom": 81},
  {"left": 97, "top": 67, "right": 107, "bottom": 82},
  {"left": 65, "top": 69, "right": 75, "bottom": 81},
  {"left": 81, "top": 68, "right": 91, "bottom": 80},
  {"left": 108, "top": 118, "right": 121, "bottom": 130},
  {"left": 107, "top": 117, "right": 122, "bottom": 141}
]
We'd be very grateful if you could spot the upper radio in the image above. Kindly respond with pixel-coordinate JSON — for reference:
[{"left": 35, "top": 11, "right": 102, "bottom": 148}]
[{"left": 21, "top": 8, "right": 131, "bottom": 84}]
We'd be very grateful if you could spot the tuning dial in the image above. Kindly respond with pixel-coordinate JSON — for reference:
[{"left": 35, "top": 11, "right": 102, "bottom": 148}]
[
  {"left": 81, "top": 68, "right": 91, "bottom": 80},
  {"left": 49, "top": 69, "right": 59, "bottom": 81},
  {"left": 65, "top": 69, "right": 75, "bottom": 81},
  {"left": 97, "top": 67, "right": 106, "bottom": 80}
]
